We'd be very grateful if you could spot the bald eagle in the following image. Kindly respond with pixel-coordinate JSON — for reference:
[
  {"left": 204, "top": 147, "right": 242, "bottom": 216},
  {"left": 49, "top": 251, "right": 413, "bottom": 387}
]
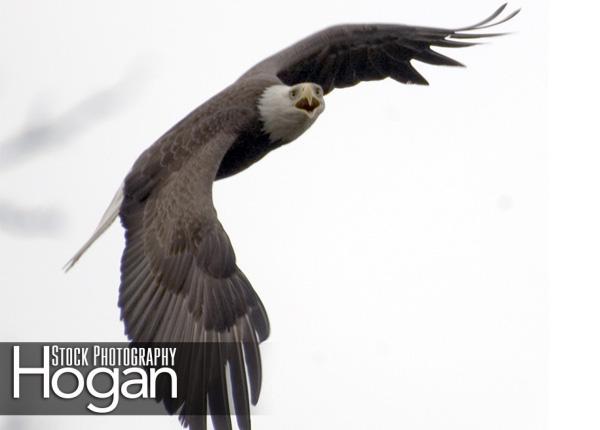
[{"left": 66, "top": 4, "right": 519, "bottom": 430}]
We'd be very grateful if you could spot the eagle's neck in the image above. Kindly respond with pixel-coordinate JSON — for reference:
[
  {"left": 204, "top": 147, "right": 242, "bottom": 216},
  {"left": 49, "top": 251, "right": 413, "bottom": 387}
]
[{"left": 257, "top": 85, "right": 321, "bottom": 144}]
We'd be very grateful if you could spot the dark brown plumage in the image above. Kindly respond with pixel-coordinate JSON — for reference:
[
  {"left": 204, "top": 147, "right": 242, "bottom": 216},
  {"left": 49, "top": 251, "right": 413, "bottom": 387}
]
[
  {"left": 67, "top": 4, "right": 519, "bottom": 430},
  {"left": 245, "top": 3, "right": 519, "bottom": 91}
]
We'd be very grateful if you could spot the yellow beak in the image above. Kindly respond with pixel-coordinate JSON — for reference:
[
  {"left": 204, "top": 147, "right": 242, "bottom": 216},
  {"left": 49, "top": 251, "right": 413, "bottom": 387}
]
[{"left": 295, "top": 85, "right": 321, "bottom": 114}]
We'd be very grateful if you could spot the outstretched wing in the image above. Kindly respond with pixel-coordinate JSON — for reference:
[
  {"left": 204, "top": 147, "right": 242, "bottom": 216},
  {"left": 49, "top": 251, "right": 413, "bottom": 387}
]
[
  {"left": 244, "top": 3, "right": 519, "bottom": 93},
  {"left": 119, "top": 111, "right": 269, "bottom": 430}
]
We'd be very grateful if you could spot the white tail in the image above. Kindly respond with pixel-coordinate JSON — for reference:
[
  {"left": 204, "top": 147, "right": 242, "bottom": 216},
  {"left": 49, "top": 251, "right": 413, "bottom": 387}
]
[{"left": 64, "top": 183, "right": 125, "bottom": 272}]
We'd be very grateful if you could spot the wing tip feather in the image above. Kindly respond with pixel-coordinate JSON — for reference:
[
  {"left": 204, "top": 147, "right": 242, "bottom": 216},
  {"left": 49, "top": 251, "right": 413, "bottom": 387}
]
[{"left": 454, "top": 3, "right": 520, "bottom": 33}]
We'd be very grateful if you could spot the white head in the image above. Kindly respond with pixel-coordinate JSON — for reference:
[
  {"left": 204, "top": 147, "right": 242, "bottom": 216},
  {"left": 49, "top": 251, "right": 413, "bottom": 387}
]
[{"left": 258, "top": 82, "right": 325, "bottom": 143}]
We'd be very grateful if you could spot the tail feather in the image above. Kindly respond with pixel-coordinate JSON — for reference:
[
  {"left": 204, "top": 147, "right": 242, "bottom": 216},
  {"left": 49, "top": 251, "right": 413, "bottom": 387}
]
[{"left": 64, "top": 183, "right": 124, "bottom": 271}]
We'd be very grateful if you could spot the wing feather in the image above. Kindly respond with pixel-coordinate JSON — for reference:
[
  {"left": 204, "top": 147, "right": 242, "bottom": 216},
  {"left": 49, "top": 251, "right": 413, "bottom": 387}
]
[
  {"left": 118, "top": 111, "right": 270, "bottom": 430},
  {"left": 243, "top": 4, "right": 519, "bottom": 93}
]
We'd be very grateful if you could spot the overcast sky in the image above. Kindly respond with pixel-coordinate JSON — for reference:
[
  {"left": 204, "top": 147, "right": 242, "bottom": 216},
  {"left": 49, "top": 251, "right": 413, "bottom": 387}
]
[{"left": 0, "top": 1, "right": 547, "bottom": 429}]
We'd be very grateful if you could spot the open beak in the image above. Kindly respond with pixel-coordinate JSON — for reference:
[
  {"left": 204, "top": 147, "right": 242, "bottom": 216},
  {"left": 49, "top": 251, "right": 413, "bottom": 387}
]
[{"left": 295, "top": 86, "right": 321, "bottom": 114}]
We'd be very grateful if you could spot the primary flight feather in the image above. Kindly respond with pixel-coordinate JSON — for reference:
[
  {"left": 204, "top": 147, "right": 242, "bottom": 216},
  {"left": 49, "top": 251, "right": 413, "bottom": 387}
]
[{"left": 66, "top": 4, "right": 519, "bottom": 430}]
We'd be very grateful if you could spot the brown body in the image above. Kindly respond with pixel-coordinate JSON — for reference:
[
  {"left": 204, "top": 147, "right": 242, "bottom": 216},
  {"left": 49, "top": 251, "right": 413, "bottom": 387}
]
[{"left": 67, "top": 5, "right": 519, "bottom": 430}]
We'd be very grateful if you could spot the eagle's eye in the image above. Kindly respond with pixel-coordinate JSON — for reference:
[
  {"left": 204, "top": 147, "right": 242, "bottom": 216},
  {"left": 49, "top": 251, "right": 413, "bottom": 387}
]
[
  {"left": 314, "top": 86, "right": 322, "bottom": 96},
  {"left": 290, "top": 89, "right": 297, "bottom": 98}
]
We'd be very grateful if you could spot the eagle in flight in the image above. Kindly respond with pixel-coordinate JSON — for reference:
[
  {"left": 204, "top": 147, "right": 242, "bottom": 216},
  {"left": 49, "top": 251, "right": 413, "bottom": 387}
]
[{"left": 66, "top": 4, "right": 519, "bottom": 430}]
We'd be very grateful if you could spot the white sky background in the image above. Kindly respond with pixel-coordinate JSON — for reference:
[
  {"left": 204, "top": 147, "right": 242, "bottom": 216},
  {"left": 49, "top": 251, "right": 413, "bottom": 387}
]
[{"left": 0, "top": 0, "right": 562, "bottom": 429}]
